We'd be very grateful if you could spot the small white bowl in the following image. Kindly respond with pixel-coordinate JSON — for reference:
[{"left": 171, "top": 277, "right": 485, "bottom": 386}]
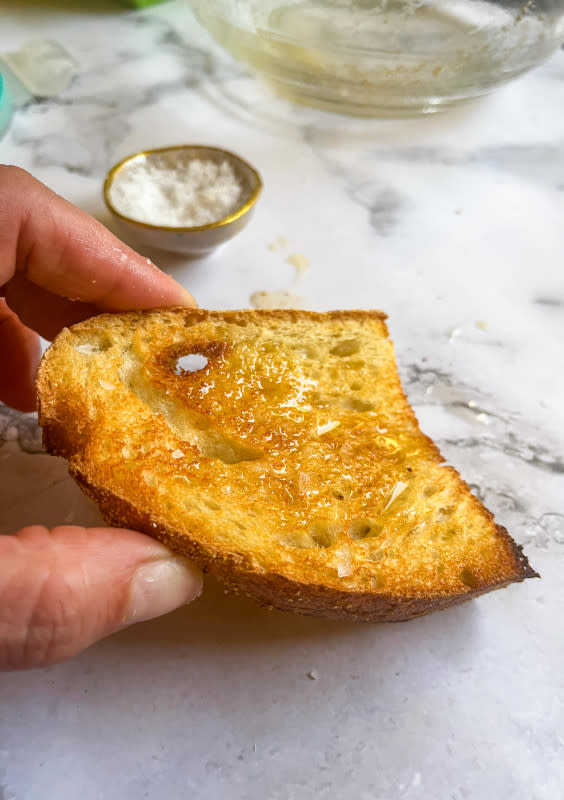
[{"left": 103, "top": 145, "right": 262, "bottom": 257}]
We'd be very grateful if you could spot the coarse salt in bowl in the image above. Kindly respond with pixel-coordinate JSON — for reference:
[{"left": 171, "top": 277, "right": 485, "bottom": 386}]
[{"left": 103, "top": 145, "right": 262, "bottom": 256}]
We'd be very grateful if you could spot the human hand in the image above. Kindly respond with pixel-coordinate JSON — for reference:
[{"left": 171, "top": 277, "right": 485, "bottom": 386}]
[{"left": 0, "top": 166, "right": 203, "bottom": 670}]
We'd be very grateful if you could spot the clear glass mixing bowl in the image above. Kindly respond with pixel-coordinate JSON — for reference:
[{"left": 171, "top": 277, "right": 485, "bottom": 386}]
[{"left": 190, "top": 0, "right": 564, "bottom": 116}]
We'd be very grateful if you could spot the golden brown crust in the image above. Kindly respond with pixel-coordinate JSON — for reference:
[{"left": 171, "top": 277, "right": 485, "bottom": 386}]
[
  {"left": 69, "top": 466, "right": 536, "bottom": 622},
  {"left": 37, "top": 308, "right": 538, "bottom": 623}
]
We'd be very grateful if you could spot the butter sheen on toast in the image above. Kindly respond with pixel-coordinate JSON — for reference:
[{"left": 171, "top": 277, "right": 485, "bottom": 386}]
[{"left": 37, "top": 309, "right": 537, "bottom": 622}]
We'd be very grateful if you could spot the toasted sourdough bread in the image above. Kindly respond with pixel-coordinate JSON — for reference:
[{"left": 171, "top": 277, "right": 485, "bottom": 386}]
[{"left": 37, "top": 309, "right": 537, "bottom": 622}]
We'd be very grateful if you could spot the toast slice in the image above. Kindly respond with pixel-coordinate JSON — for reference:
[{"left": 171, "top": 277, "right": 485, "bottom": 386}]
[{"left": 37, "top": 309, "right": 537, "bottom": 622}]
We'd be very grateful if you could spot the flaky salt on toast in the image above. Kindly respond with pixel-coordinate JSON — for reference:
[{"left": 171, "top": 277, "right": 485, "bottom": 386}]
[{"left": 37, "top": 309, "right": 537, "bottom": 622}]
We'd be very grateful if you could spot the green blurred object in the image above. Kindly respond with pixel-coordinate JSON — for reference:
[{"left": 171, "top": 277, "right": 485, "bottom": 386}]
[
  {"left": 0, "top": 74, "right": 13, "bottom": 139},
  {"left": 120, "top": 0, "right": 170, "bottom": 7}
]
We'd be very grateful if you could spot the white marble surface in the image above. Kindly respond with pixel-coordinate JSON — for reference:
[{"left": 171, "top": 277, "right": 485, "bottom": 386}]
[{"left": 1, "top": 2, "right": 564, "bottom": 799}]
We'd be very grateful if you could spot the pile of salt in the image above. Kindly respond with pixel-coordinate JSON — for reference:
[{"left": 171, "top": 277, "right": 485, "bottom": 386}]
[{"left": 109, "top": 156, "right": 243, "bottom": 227}]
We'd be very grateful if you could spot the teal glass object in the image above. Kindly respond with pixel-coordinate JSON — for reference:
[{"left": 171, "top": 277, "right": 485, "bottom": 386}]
[{"left": 0, "top": 74, "right": 13, "bottom": 138}]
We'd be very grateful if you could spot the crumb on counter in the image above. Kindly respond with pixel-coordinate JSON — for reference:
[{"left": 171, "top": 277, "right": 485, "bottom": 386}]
[
  {"left": 286, "top": 253, "right": 310, "bottom": 277},
  {"left": 267, "top": 236, "right": 289, "bottom": 252}
]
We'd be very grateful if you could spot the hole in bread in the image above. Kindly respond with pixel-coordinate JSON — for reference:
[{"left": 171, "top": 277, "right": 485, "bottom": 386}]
[
  {"left": 203, "top": 498, "right": 221, "bottom": 511},
  {"left": 258, "top": 377, "right": 280, "bottom": 398},
  {"left": 349, "top": 381, "right": 363, "bottom": 391},
  {"left": 332, "top": 483, "right": 352, "bottom": 501},
  {"left": 175, "top": 353, "right": 208, "bottom": 375},
  {"left": 310, "top": 520, "right": 339, "bottom": 548},
  {"left": 293, "top": 344, "right": 319, "bottom": 359},
  {"left": 348, "top": 519, "right": 382, "bottom": 540},
  {"left": 283, "top": 532, "right": 315, "bottom": 549},
  {"left": 436, "top": 506, "right": 455, "bottom": 522},
  {"left": 339, "top": 397, "right": 374, "bottom": 412},
  {"left": 423, "top": 485, "right": 438, "bottom": 497},
  {"left": 460, "top": 567, "right": 479, "bottom": 588},
  {"left": 330, "top": 339, "right": 360, "bottom": 357},
  {"left": 310, "top": 391, "right": 329, "bottom": 409},
  {"left": 74, "top": 338, "right": 112, "bottom": 354}
]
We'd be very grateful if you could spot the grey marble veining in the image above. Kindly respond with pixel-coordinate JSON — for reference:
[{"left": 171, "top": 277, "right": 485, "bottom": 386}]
[
  {"left": 0, "top": 2, "right": 563, "bottom": 799},
  {"left": 0, "top": 405, "right": 43, "bottom": 454}
]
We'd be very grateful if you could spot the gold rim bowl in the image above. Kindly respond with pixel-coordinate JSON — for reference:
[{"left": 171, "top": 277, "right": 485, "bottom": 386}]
[{"left": 103, "top": 144, "right": 263, "bottom": 256}]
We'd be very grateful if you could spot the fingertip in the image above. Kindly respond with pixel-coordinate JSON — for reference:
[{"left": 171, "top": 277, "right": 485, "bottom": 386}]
[
  {"left": 124, "top": 555, "right": 203, "bottom": 627},
  {"left": 176, "top": 286, "right": 198, "bottom": 308},
  {"left": 128, "top": 255, "right": 197, "bottom": 309}
]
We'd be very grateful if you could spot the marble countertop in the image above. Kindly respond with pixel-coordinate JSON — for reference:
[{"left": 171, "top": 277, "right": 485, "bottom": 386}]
[{"left": 1, "top": 2, "right": 563, "bottom": 799}]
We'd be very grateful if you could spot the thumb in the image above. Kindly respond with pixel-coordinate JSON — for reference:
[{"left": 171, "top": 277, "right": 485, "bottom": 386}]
[{"left": 0, "top": 525, "right": 203, "bottom": 671}]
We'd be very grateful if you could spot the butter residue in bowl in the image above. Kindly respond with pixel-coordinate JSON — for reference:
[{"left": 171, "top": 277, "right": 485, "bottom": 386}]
[{"left": 108, "top": 155, "right": 243, "bottom": 228}]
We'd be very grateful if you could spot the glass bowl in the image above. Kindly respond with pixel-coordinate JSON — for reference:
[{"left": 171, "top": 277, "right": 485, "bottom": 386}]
[{"left": 190, "top": 0, "right": 564, "bottom": 117}]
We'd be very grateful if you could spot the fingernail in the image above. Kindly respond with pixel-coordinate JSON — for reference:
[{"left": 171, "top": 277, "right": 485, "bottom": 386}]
[
  {"left": 177, "top": 286, "right": 198, "bottom": 308},
  {"left": 124, "top": 557, "right": 203, "bottom": 626}
]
